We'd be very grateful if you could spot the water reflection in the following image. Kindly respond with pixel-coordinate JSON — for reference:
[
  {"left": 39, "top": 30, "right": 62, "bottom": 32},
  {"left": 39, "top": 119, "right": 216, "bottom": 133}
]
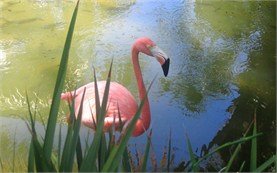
[
  {"left": 158, "top": 0, "right": 237, "bottom": 113},
  {"left": 0, "top": 0, "right": 275, "bottom": 170},
  {"left": 158, "top": 0, "right": 272, "bottom": 115},
  {"left": 194, "top": 1, "right": 276, "bottom": 170},
  {"left": 0, "top": 47, "right": 9, "bottom": 72}
]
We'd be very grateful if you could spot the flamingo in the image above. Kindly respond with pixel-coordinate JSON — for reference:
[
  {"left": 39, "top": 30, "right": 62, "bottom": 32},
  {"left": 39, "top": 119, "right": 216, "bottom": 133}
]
[{"left": 61, "top": 37, "right": 170, "bottom": 136}]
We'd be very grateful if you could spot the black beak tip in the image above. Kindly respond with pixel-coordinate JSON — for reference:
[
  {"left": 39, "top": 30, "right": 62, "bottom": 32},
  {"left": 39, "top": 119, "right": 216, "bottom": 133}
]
[{"left": 162, "top": 58, "right": 170, "bottom": 77}]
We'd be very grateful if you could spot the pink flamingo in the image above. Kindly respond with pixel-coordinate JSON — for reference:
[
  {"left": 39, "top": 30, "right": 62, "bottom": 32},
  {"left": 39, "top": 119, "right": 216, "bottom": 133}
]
[{"left": 61, "top": 37, "right": 170, "bottom": 136}]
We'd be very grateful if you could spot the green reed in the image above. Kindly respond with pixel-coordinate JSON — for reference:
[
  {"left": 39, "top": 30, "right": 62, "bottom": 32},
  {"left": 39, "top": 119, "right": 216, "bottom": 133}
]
[
  {"left": 181, "top": 110, "right": 276, "bottom": 172},
  {"left": 25, "top": 1, "right": 151, "bottom": 172}
]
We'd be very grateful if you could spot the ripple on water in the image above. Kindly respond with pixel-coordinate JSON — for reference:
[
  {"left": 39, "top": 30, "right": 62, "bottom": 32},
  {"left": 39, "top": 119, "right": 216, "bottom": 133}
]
[
  {"left": 0, "top": 39, "right": 26, "bottom": 73},
  {"left": 232, "top": 51, "right": 249, "bottom": 75},
  {"left": 0, "top": 49, "right": 10, "bottom": 72},
  {"left": 232, "top": 29, "right": 262, "bottom": 76}
]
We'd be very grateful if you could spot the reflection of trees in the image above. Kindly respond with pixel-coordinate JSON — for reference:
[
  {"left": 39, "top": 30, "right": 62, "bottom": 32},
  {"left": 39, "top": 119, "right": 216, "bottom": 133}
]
[
  {"left": 160, "top": 77, "right": 204, "bottom": 113},
  {"left": 201, "top": 1, "right": 276, "bottom": 171},
  {"left": 160, "top": 50, "right": 233, "bottom": 113},
  {"left": 159, "top": 0, "right": 275, "bottom": 117},
  {"left": 158, "top": 1, "right": 275, "bottom": 168},
  {"left": 159, "top": 16, "right": 234, "bottom": 113}
]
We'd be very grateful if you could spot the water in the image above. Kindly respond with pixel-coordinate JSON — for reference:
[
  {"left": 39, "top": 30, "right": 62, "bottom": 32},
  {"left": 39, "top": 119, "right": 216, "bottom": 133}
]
[{"left": 0, "top": 0, "right": 275, "bottom": 171}]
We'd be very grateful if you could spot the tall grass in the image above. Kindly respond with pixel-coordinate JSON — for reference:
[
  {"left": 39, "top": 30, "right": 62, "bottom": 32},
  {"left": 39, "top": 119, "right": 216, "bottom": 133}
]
[
  {"left": 179, "top": 111, "right": 276, "bottom": 172},
  {"left": 25, "top": 1, "right": 151, "bottom": 172}
]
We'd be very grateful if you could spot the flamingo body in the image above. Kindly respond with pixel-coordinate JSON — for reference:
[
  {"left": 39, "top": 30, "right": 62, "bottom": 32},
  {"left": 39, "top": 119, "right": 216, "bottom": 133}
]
[
  {"left": 61, "top": 37, "right": 170, "bottom": 137},
  {"left": 61, "top": 81, "right": 139, "bottom": 133}
]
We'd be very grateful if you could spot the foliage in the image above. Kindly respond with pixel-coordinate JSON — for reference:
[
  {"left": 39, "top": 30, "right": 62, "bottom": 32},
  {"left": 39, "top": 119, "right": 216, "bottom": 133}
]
[
  {"left": 171, "top": 110, "right": 276, "bottom": 172},
  {"left": 25, "top": 1, "right": 151, "bottom": 172}
]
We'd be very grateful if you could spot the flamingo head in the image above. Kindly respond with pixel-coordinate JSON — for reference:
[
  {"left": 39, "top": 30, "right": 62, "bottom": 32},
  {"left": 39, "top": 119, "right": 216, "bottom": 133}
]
[{"left": 134, "top": 37, "right": 170, "bottom": 77}]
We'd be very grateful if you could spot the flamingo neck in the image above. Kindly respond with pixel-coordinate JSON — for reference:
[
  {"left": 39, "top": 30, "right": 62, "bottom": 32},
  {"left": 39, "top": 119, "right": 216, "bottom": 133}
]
[{"left": 131, "top": 46, "right": 151, "bottom": 136}]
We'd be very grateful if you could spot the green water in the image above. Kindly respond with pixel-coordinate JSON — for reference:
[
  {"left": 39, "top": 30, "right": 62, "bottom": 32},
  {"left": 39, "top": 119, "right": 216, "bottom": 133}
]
[
  {"left": 0, "top": 0, "right": 276, "bottom": 171},
  {"left": 0, "top": 0, "right": 136, "bottom": 118}
]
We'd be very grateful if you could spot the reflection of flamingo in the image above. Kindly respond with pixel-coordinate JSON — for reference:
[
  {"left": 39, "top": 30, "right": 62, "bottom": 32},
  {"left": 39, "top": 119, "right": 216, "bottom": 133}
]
[{"left": 61, "top": 37, "right": 170, "bottom": 136}]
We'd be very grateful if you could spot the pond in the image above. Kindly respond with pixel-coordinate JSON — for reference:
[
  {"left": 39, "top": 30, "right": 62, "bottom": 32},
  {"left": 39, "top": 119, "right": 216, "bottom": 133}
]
[{"left": 0, "top": 0, "right": 276, "bottom": 171}]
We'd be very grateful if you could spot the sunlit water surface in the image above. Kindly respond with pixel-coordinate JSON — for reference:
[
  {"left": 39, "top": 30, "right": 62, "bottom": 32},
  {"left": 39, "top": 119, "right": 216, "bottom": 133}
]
[{"left": 0, "top": 0, "right": 275, "bottom": 171}]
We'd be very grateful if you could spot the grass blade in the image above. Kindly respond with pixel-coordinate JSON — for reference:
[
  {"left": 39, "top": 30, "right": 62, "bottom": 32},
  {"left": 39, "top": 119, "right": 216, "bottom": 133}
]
[
  {"left": 140, "top": 130, "right": 152, "bottom": 172},
  {"left": 122, "top": 147, "right": 132, "bottom": 172},
  {"left": 99, "top": 60, "right": 113, "bottom": 118},
  {"left": 76, "top": 135, "right": 83, "bottom": 170},
  {"left": 254, "top": 155, "right": 276, "bottom": 172},
  {"left": 193, "top": 133, "right": 262, "bottom": 167},
  {"left": 224, "top": 120, "right": 254, "bottom": 172},
  {"left": 33, "top": 137, "right": 56, "bottom": 172},
  {"left": 102, "top": 105, "right": 144, "bottom": 172},
  {"left": 102, "top": 78, "right": 154, "bottom": 172},
  {"left": 101, "top": 100, "right": 144, "bottom": 172},
  {"left": 239, "top": 161, "right": 245, "bottom": 172},
  {"left": 43, "top": 0, "right": 79, "bottom": 161},
  {"left": 250, "top": 109, "right": 257, "bottom": 171},
  {"left": 26, "top": 93, "right": 55, "bottom": 171},
  {"left": 107, "top": 129, "right": 116, "bottom": 156},
  {"left": 84, "top": 130, "right": 90, "bottom": 156},
  {"left": 185, "top": 133, "right": 199, "bottom": 172},
  {"left": 57, "top": 124, "right": 62, "bottom": 169},
  {"left": 65, "top": 88, "right": 86, "bottom": 172},
  {"left": 59, "top": 98, "right": 75, "bottom": 171},
  {"left": 98, "top": 133, "right": 108, "bottom": 171},
  {"left": 28, "top": 139, "right": 35, "bottom": 172},
  {"left": 59, "top": 125, "right": 73, "bottom": 171},
  {"left": 80, "top": 62, "right": 113, "bottom": 172},
  {"left": 225, "top": 144, "right": 241, "bottom": 172},
  {"left": 93, "top": 67, "right": 101, "bottom": 123},
  {"left": 26, "top": 92, "right": 36, "bottom": 135}
]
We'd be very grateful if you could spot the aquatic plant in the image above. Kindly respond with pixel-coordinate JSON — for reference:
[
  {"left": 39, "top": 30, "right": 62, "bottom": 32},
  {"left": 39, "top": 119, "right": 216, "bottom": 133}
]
[
  {"left": 170, "top": 110, "right": 276, "bottom": 172},
  {"left": 25, "top": 1, "right": 151, "bottom": 172}
]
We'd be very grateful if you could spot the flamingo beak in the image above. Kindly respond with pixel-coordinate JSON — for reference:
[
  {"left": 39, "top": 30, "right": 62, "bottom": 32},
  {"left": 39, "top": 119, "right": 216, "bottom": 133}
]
[
  {"left": 162, "top": 58, "right": 170, "bottom": 77},
  {"left": 150, "top": 46, "right": 170, "bottom": 77}
]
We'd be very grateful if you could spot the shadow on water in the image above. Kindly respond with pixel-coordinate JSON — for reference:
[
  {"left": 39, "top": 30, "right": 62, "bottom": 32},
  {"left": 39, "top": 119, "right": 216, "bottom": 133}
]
[{"left": 192, "top": 1, "right": 276, "bottom": 171}]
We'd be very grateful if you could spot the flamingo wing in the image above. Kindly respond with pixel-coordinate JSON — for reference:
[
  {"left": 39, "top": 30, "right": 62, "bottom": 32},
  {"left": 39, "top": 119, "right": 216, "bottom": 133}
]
[{"left": 65, "top": 81, "right": 138, "bottom": 131}]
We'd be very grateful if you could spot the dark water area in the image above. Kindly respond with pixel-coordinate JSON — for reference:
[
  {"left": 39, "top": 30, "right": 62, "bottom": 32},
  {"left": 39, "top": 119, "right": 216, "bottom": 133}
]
[{"left": 0, "top": 0, "right": 276, "bottom": 171}]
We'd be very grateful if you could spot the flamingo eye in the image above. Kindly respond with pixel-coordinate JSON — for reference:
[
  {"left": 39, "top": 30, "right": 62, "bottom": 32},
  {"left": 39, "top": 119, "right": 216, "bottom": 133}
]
[{"left": 146, "top": 44, "right": 153, "bottom": 49}]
